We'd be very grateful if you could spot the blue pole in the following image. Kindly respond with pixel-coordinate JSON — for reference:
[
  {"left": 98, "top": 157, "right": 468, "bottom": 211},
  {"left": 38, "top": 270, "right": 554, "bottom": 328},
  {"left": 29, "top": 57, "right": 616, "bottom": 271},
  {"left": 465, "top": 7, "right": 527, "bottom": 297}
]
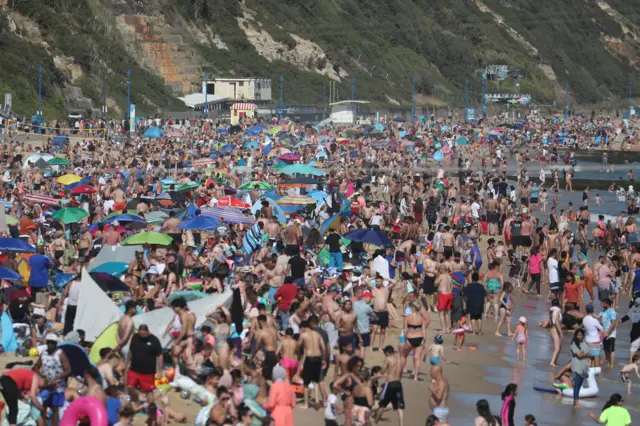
[
  {"left": 564, "top": 81, "right": 569, "bottom": 119},
  {"left": 411, "top": 77, "right": 416, "bottom": 123},
  {"left": 37, "top": 65, "right": 43, "bottom": 121},
  {"left": 628, "top": 80, "right": 633, "bottom": 110},
  {"left": 279, "top": 75, "right": 284, "bottom": 119},
  {"left": 464, "top": 79, "right": 469, "bottom": 123},
  {"left": 203, "top": 72, "right": 209, "bottom": 117},
  {"left": 481, "top": 77, "right": 487, "bottom": 118},
  {"left": 352, "top": 76, "right": 355, "bottom": 100},
  {"left": 126, "top": 69, "right": 131, "bottom": 119}
]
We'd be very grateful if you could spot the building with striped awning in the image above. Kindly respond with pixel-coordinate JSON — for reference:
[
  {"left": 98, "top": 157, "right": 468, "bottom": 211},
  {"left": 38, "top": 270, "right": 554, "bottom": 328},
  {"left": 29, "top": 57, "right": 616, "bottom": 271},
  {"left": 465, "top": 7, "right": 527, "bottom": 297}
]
[{"left": 230, "top": 103, "right": 257, "bottom": 125}]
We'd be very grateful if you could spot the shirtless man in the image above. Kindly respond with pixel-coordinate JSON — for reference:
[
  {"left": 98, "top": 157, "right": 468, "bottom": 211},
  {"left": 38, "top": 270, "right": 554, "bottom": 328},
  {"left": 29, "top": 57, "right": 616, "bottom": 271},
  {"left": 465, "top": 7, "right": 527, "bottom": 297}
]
[
  {"left": 253, "top": 315, "right": 279, "bottom": 382},
  {"left": 103, "top": 224, "right": 121, "bottom": 246},
  {"left": 84, "top": 365, "right": 107, "bottom": 406},
  {"left": 265, "top": 217, "right": 281, "bottom": 247},
  {"left": 486, "top": 197, "right": 499, "bottom": 236},
  {"left": 297, "top": 319, "right": 327, "bottom": 409},
  {"left": 440, "top": 227, "right": 455, "bottom": 260},
  {"left": 334, "top": 339, "right": 355, "bottom": 383},
  {"left": 262, "top": 257, "right": 285, "bottom": 305},
  {"left": 115, "top": 301, "right": 137, "bottom": 363},
  {"left": 33, "top": 169, "right": 43, "bottom": 193},
  {"left": 369, "top": 275, "right": 397, "bottom": 351},
  {"left": 421, "top": 251, "right": 439, "bottom": 312},
  {"left": 77, "top": 223, "right": 93, "bottom": 259},
  {"left": 283, "top": 219, "right": 302, "bottom": 256},
  {"left": 435, "top": 270, "right": 453, "bottom": 333},
  {"left": 276, "top": 328, "right": 299, "bottom": 381},
  {"left": 335, "top": 299, "right": 361, "bottom": 354},
  {"left": 169, "top": 298, "right": 196, "bottom": 367},
  {"left": 375, "top": 345, "right": 405, "bottom": 426},
  {"left": 162, "top": 211, "right": 182, "bottom": 242},
  {"left": 429, "top": 365, "right": 450, "bottom": 424},
  {"left": 321, "top": 285, "right": 341, "bottom": 358}
]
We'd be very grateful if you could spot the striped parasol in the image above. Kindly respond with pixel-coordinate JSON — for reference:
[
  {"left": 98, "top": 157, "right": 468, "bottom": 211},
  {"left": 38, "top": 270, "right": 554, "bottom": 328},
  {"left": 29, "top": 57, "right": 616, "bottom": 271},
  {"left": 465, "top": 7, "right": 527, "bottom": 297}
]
[
  {"left": 193, "top": 158, "right": 217, "bottom": 167},
  {"left": 202, "top": 207, "right": 255, "bottom": 225},
  {"left": 277, "top": 195, "right": 315, "bottom": 205},
  {"left": 23, "top": 193, "right": 62, "bottom": 206}
]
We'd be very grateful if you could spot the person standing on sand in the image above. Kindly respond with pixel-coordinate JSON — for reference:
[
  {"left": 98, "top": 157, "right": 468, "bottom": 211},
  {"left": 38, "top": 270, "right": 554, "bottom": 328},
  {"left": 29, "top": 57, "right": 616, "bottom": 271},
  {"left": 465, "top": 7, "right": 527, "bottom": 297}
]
[
  {"left": 435, "top": 269, "right": 452, "bottom": 334},
  {"left": 429, "top": 365, "right": 449, "bottom": 424},
  {"left": 297, "top": 319, "right": 327, "bottom": 410},
  {"left": 369, "top": 275, "right": 397, "bottom": 351},
  {"left": 375, "top": 345, "right": 405, "bottom": 426}
]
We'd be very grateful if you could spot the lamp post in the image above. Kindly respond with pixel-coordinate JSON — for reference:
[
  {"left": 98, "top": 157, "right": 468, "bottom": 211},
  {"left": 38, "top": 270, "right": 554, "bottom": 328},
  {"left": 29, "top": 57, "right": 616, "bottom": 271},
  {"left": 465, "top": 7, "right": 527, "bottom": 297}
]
[
  {"left": 351, "top": 76, "right": 355, "bottom": 100},
  {"left": 464, "top": 79, "right": 469, "bottom": 123},
  {"left": 411, "top": 77, "right": 416, "bottom": 123},
  {"left": 203, "top": 72, "right": 209, "bottom": 117},
  {"left": 279, "top": 75, "right": 284, "bottom": 119},
  {"left": 37, "top": 65, "right": 43, "bottom": 121},
  {"left": 564, "top": 81, "right": 569, "bottom": 120},
  {"left": 102, "top": 72, "right": 108, "bottom": 121},
  {"left": 481, "top": 77, "right": 487, "bottom": 118},
  {"left": 126, "top": 69, "right": 131, "bottom": 119}
]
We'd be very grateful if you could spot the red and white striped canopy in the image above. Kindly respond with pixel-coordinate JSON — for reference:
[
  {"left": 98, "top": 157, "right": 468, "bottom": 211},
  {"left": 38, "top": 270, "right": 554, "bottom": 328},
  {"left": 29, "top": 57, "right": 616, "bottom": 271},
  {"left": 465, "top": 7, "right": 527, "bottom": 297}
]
[
  {"left": 231, "top": 103, "right": 256, "bottom": 111},
  {"left": 23, "top": 193, "right": 62, "bottom": 206}
]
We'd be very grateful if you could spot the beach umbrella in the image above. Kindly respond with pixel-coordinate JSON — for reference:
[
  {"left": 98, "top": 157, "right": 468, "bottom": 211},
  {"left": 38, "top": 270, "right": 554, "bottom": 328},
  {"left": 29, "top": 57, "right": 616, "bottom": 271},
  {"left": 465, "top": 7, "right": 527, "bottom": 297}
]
[
  {"left": 216, "top": 196, "right": 251, "bottom": 209},
  {"left": 193, "top": 159, "right": 217, "bottom": 167},
  {"left": 69, "top": 184, "right": 96, "bottom": 195},
  {"left": 145, "top": 210, "right": 169, "bottom": 225},
  {"left": 307, "top": 190, "right": 329, "bottom": 203},
  {"left": 52, "top": 207, "right": 87, "bottom": 224},
  {"left": 52, "top": 270, "right": 74, "bottom": 288},
  {"left": 0, "top": 266, "right": 21, "bottom": 280},
  {"left": 90, "top": 262, "right": 129, "bottom": 276},
  {"left": 344, "top": 228, "right": 393, "bottom": 246},
  {"left": 57, "top": 174, "right": 82, "bottom": 185},
  {"left": 267, "top": 126, "right": 283, "bottom": 135},
  {"left": 221, "top": 144, "right": 235, "bottom": 152},
  {"left": 0, "top": 238, "right": 35, "bottom": 253},
  {"left": 278, "top": 195, "right": 315, "bottom": 205},
  {"left": 162, "top": 178, "right": 177, "bottom": 185},
  {"left": 175, "top": 182, "right": 200, "bottom": 192},
  {"left": 433, "top": 150, "right": 443, "bottom": 162},
  {"left": 281, "top": 177, "right": 321, "bottom": 186},
  {"left": 167, "top": 290, "right": 208, "bottom": 304},
  {"left": 103, "top": 214, "right": 145, "bottom": 224},
  {"left": 47, "top": 157, "right": 71, "bottom": 166},
  {"left": 278, "top": 153, "right": 300, "bottom": 161},
  {"left": 216, "top": 128, "right": 229, "bottom": 135},
  {"left": 456, "top": 137, "right": 469, "bottom": 145},
  {"left": 202, "top": 207, "right": 255, "bottom": 225},
  {"left": 143, "top": 127, "right": 163, "bottom": 139},
  {"left": 121, "top": 231, "right": 173, "bottom": 246},
  {"left": 320, "top": 214, "right": 343, "bottom": 236},
  {"left": 89, "top": 272, "right": 130, "bottom": 292},
  {"left": 177, "top": 215, "right": 221, "bottom": 231},
  {"left": 58, "top": 343, "right": 102, "bottom": 386},
  {"left": 280, "top": 164, "right": 326, "bottom": 176},
  {"left": 23, "top": 153, "right": 53, "bottom": 169},
  {"left": 239, "top": 181, "right": 273, "bottom": 190}
]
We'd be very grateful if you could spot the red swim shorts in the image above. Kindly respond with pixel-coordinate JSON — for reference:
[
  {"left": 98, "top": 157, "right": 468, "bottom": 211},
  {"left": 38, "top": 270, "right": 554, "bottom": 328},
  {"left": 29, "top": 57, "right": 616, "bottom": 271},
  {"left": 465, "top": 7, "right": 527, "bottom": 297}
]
[
  {"left": 127, "top": 370, "right": 156, "bottom": 392},
  {"left": 437, "top": 293, "right": 453, "bottom": 311}
]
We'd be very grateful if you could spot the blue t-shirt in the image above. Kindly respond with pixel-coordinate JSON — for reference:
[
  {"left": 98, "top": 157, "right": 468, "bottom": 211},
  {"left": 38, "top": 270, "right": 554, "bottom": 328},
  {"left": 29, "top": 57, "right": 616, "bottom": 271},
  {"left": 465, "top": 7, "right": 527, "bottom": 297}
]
[
  {"left": 28, "top": 254, "right": 52, "bottom": 288},
  {"left": 385, "top": 255, "right": 396, "bottom": 279},
  {"left": 470, "top": 245, "right": 482, "bottom": 269},
  {"left": 633, "top": 270, "right": 640, "bottom": 293},
  {"left": 354, "top": 300, "right": 374, "bottom": 334},
  {"left": 601, "top": 308, "right": 617, "bottom": 339},
  {"left": 106, "top": 398, "right": 122, "bottom": 425}
]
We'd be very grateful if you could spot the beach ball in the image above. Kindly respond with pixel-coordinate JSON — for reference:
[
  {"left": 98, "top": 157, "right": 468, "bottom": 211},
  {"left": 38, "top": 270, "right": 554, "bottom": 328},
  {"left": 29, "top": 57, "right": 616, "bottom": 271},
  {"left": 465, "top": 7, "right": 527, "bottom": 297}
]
[
  {"left": 28, "top": 347, "right": 39, "bottom": 357},
  {"left": 164, "top": 367, "right": 175, "bottom": 382},
  {"left": 180, "top": 391, "right": 190, "bottom": 400}
]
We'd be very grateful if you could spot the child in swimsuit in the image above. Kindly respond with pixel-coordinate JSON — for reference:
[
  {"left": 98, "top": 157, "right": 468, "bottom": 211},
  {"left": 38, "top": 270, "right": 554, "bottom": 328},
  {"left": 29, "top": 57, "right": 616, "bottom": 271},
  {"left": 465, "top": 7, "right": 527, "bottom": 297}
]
[
  {"left": 620, "top": 355, "right": 640, "bottom": 394},
  {"left": 426, "top": 334, "right": 449, "bottom": 366}
]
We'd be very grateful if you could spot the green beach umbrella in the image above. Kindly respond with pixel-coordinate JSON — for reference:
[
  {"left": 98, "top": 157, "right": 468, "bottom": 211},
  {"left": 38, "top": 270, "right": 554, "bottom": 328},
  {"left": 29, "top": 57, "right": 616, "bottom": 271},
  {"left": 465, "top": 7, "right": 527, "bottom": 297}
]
[
  {"left": 52, "top": 207, "right": 88, "bottom": 224},
  {"left": 239, "top": 181, "right": 273, "bottom": 190},
  {"left": 271, "top": 164, "right": 287, "bottom": 169},
  {"left": 267, "top": 126, "right": 283, "bottom": 135},
  {"left": 47, "top": 157, "right": 71, "bottom": 166},
  {"left": 175, "top": 182, "right": 200, "bottom": 192},
  {"left": 121, "top": 231, "right": 173, "bottom": 246},
  {"left": 280, "top": 164, "right": 327, "bottom": 176}
]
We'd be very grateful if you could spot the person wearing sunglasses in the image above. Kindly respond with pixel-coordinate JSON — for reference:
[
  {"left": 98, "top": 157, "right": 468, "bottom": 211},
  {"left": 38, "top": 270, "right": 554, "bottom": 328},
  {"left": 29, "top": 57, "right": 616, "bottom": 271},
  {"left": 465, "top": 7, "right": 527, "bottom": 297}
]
[
  {"left": 235, "top": 404, "right": 255, "bottom": 426},
  {"left": 209, "top": 386, "right": 233, "bottom": 426}
]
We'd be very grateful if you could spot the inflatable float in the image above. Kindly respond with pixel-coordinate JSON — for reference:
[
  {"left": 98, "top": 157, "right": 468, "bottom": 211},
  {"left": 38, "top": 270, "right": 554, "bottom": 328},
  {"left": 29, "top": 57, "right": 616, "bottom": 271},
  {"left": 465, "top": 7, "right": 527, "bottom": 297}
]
[
  {"left": 60, "top": 397, "right": 107, "bottom": 426},
  {"left": 534, "top": 367, "right": 601, "bottom": 398}
]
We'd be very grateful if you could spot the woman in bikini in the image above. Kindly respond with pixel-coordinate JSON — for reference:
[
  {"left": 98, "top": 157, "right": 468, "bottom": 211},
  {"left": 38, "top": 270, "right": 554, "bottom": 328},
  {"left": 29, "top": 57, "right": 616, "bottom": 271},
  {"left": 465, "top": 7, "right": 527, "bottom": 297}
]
[
  {"left": 401, "top": 302, "right": 426, "bottom": 382},
  {"left": 333, "top": 357, "right": 363, "bottom": 426},
  {"left": 495, "top": 282, "right": 514, "bottom": 337}
]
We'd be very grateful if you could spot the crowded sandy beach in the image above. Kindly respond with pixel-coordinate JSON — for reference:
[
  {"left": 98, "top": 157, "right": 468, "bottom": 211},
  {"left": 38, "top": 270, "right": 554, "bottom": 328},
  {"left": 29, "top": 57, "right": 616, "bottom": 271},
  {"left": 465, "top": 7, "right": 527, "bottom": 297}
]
[{"left": 0, "top": 111, "right": 637, "bottom": 426}]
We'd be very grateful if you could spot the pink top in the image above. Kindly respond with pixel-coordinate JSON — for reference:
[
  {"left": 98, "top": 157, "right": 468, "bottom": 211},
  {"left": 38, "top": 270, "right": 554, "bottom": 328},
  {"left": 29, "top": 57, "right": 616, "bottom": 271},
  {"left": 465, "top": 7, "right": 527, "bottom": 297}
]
[{"left": 528, "top": 253, "right": 542, "bottom": 274}]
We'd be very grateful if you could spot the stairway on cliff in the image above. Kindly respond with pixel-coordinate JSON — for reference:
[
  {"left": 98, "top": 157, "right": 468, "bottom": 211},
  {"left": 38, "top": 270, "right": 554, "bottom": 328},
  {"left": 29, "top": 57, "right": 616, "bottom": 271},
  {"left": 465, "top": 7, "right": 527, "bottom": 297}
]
[{"left": 116, "top": 15, "right": 202, "bottom": 95}]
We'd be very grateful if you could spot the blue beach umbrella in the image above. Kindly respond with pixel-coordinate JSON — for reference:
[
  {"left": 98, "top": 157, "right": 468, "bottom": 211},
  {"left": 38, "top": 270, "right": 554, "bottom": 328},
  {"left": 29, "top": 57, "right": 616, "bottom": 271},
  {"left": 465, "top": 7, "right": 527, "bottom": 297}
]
[{"left": 143, "top": 127, "right": 163, "bottom": 139}]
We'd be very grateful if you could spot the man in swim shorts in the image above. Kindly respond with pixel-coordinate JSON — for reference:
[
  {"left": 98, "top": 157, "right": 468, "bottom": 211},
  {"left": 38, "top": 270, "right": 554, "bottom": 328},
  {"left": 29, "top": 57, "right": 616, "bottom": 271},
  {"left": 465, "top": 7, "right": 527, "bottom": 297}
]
[
  {"left": 429, "top": 365, "right": 449, "bottom": 423},
  {"left": 298, "top": 320, "right": 327, "bottom": 409},
  {"left": 435, "top": 271, "right": 453, "bottom": 334},
  {"left": 375, "top": 346, "right": 405, "bottom": 426}
]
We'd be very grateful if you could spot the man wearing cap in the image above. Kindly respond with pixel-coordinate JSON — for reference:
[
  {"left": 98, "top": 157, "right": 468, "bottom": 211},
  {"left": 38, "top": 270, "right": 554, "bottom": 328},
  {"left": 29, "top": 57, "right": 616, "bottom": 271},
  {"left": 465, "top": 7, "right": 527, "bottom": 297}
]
[
  {"left": 34, "top": 333, "right": 71, "bottom": 426},
  {"left": 354, "top": 290, "right": 375, "bottom": 359},
  {"left": 126, "top": 324, "right": 163, "bottom": 404}
]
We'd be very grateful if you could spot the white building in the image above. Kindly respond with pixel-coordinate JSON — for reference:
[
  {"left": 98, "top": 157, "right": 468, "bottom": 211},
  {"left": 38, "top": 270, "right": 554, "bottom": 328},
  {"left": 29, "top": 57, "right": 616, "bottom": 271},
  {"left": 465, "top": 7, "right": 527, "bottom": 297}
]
[
  {"left": 203, "top": 77, "right": 272, "bottom": 102},
  {"left": 329, "top": 100, "right": 369, "bottom": 124}
]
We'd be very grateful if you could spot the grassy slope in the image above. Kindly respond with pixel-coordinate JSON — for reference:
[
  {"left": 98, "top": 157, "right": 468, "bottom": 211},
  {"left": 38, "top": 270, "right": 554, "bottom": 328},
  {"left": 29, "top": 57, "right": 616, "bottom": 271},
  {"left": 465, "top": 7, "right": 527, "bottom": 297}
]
[{"left": 1, "top": 0, "right": 639, "bottom": 117}]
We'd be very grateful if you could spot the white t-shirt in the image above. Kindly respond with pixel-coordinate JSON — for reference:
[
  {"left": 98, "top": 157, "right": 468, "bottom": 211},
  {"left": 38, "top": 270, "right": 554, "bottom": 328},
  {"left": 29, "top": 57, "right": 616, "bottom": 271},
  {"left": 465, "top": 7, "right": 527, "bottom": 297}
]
[
  {"left": 471, "top": 202, "right": 480, "bottom": 218},
  {"left": 547, "top": 258, "right": 559, "bottom": 283},
  {"left": 582, "top": 315, "right": 604, "bottom": 343},
  {"left": 325, "top": 394, "right": 337, "bottom": 420},
  {"left": 370, "top": 215, "right": 382, "bottom": 226}
]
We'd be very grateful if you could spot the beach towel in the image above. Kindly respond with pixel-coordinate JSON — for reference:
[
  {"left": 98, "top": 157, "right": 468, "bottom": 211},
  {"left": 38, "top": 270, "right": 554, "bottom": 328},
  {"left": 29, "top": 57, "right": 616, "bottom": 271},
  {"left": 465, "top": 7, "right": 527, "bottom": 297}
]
[{"left": 242, "top": 222, "right": 263, "bottom": 256}]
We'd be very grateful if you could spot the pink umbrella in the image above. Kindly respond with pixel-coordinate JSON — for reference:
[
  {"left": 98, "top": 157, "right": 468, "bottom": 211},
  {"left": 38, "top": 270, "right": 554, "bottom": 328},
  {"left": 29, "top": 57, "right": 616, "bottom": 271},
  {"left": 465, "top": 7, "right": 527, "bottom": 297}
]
[{"left": 278, "top": 153, "right": 300, "bottom": 161}]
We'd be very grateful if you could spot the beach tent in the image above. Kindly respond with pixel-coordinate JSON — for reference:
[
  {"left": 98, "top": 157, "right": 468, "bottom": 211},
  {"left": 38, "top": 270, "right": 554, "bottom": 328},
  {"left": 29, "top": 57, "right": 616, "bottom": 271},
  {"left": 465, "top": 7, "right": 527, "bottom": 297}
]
[
  {"left": 143, "top": 127, "right": 163, "bottom": 139},
  {"left": 74, "top": 269, "right": 125, "bottom": 341},
  {"left": 1, "top": 310, "right": 18, "bottom": 352},
  {"left": 90, "top": 244, "right": 144, "bottom": 271},
  {"left": 133, "top": 290, "right": 233, "bottom": 347},
  {"left": 89, "top": 322, "right": 119, "bottom": 364}
]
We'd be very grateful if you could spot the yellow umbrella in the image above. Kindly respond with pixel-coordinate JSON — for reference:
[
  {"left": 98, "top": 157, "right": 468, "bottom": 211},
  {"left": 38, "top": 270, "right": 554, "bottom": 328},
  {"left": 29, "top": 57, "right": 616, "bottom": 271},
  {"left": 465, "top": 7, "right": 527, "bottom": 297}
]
[
  {"left": 57, "top": 174, "right": 82, "bottom": 185},
  {"left": 267, "top": 126, "right": 283, "bottom": 135}
]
